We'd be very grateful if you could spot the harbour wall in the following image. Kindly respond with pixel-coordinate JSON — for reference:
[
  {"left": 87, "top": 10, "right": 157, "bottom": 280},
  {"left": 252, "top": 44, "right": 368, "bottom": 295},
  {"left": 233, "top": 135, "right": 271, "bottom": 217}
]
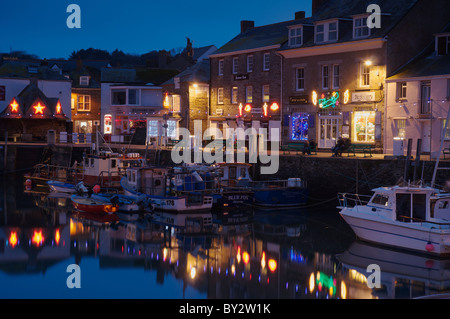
[{"left": 2, "top": 144, "right": 449, "bottom": 201}]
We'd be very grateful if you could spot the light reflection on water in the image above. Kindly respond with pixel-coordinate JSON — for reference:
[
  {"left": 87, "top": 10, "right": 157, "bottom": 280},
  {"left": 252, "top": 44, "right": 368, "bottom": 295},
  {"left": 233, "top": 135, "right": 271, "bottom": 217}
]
[{"left": 1, "top": 176, "right": 450, "bottom": 299}]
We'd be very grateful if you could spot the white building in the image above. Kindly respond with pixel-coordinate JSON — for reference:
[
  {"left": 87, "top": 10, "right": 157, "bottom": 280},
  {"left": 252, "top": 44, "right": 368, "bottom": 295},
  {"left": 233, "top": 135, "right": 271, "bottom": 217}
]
[
  {"left": 100, "top": 68, "right": 165, "bottom": 139},
  {"left": 385, "top": 32, "right": 450, "bottom": 159}
]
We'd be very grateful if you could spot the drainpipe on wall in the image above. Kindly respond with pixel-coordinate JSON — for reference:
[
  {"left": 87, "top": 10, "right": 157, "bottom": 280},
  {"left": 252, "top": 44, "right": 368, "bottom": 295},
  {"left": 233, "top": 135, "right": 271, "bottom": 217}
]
[{"left": 276, "top": 51, "right": 284, "bottom": 146}]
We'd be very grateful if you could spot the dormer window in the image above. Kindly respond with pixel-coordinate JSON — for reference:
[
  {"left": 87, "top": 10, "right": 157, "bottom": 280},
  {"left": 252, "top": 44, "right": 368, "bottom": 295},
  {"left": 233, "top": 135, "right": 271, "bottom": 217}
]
[
  {"left": 353, "top": 16, "right": 370, "bottom": 39},
  {"left": 288, "top": 26, "right": 303, "bottom": 47},
  {"left": 79, "top": 76, "right": 90, "bottom": 86},
  {"left": 315, "top": 21, "right": 338, "bottom": 43},
  {"left": 436, "top": 34, "right": 450, "bottom": 55}
]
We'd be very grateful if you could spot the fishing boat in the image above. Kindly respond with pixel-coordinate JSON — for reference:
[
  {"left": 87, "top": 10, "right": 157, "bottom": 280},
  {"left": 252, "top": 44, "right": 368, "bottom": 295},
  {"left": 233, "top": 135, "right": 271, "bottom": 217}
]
[
  {"left": 216, "top": 163, "right": 308, "bottom": 207},
  {"left": 120, "top": 166, "right": 213, "bottom": 213},
  {"left": 173, "top": 164, "right": 254, "bottom": 210},
  {"left": 48, "top": 180, "right": 78, "bottom": 193},
  {"left": 71, "top": 194, "right": 119, "bottom": 214},
  {"left": 96, "top": 193, "right": 154, "bottom": 213},
  {"left": 337, "top": 183, "right": 450, "bottom": 256}
]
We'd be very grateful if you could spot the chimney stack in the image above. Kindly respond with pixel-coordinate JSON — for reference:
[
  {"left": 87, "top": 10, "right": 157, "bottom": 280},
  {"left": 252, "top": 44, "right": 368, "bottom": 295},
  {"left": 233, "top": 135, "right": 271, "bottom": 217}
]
[
  {"left": 295, "top": 11, "right": 306, "bottom": 20},
  {"left": 240, "top": 20, "right": 255, "bottom": 33},
  {"left": 312, "top": 0, "right": 327, "bottom": 15}
]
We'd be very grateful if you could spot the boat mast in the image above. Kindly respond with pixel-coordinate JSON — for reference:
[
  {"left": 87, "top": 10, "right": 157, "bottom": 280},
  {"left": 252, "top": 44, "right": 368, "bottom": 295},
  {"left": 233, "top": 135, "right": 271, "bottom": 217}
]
[{"left": 431, "top": 105, "right": 450, "bottom": 188}]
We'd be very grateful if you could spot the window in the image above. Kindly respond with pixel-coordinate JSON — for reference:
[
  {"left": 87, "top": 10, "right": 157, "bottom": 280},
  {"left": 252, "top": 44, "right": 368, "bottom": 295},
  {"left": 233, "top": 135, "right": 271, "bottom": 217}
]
[
  {"left": 247, "top": 55, "right": 253, "bottom": 73},
  {"left": 104, "top": 114, "right": 112, "bottom": 134},
  {"left": 218, "top": 59, "right": 224, "bottom": 76},
  {"left": 147, "top": 120, "right": 159, "bottom": 137},
  {"left": 174, "top": 77, "right": 180, "bottom": 89},
  {"left": 112, "top": 89, "right": 126, "bottom": 105},
  {"left": 360, "top": 63, "right": 370, "bottom": 87},
  {"left": 332, "top": 65, "right": 340, "bottom": 89},
  {"left": 420, "top": 81, "right": 431, "bottom": 114},
  {"left": 315, "top": 24, "right": 325, "bottom": 43},
  {"left": 217, "top": 88, "right": 224, "bottom": 104},
  {"left": 371, "top": 194, "right": 389, "bottom": 207},
  {"left": 289, "top": 27, "right": 303, "bottom": 47},
  {"left": 353, "top": 111, "right": 375, "bottom": 143},
  {"left": 262, "top": 85, "right": 270, "bottom": 102},
  {"left": 246, "top": 86, "right": 253, "bottom": 103},
  {"left": 314, "top": 22, "right": 338, "bottom": 43},
  {"left": 232, "top": 57, "right": 239, "bottom": 74},
  {"left": 354, "top": 16, "right": 369, "bottom": 39},
  {"left": 291, "top": 113, "right": 309, "bottom": 141},
  {"left": 263, "top": 53, "right": 270, "bottom": 71},
  {"left": 296, "top": 68, "right": 305, "bottom": 91},
  {"left": 167, "top": 120, "right": 177, "bottom": 139},
  {"left": 397, "top": 82, "right": 407, "bottom": 100},
  {"left": 322, "top": 65, "right": 329, "bottom": 89},
  {"left": 79, "top": 76, "right": 89, "bottom": 86},
  {"left": 395, "top": 119, "right": 406, "bottom": 139},
  {"left": 231, "top": 87, "right": 238, "bottom": 104},
  {"left": 128, "top": 89, "right": 139, "bottom": 105},
  {"left": 328, "top": 22, "right": 338, "bottom": 41},
  {"left": 437, "top": 35, "right": 450, "bottom": 55},
  {"left": 77, "top": 95, "right": 91, "bottom": 111},
  {"left": 172, "top": 94, "right": 181, "bottom": 112}
]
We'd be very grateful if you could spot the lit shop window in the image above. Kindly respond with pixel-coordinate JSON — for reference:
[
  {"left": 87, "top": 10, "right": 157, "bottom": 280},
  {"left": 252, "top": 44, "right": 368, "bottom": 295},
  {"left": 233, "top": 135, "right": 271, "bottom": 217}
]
[
  {"left": 104, "top": 114, "right": 112, "bottom": 134},
  {"left": 291, "top": 113, "right": 309, "bottom": 141},
  {"left": 353, "top": 111, "right": 375, "bottom": 143},
  {"left": 148, "top": 120, "right": 159, "bottom": 137}
]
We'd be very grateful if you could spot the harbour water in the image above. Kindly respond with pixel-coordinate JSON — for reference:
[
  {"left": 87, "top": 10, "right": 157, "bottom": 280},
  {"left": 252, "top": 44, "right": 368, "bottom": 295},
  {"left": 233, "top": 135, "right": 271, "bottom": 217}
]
[{"left": 1, "top": 174, "right": 450, "bottom": 299}]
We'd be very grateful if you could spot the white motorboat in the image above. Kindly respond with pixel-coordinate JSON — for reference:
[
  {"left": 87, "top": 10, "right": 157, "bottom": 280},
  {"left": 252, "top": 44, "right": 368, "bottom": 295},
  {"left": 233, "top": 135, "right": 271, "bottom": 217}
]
[{"left": 337, "top": 183, "right": 450, "bottom": 256}]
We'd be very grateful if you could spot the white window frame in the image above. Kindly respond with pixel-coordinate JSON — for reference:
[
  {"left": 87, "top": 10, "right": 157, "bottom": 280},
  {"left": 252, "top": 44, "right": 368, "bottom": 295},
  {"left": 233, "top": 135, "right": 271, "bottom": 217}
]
[
  {"left": 289, "top": 26, "right": 303, "bottom": 47},
  {"left": 353, "top": 16, "right": 370, "bottom": 39},
  {"left": 246, "top": 86, "right": 253, "bottom": 103},
  {"left": 332, "top": 64, "right": 340, "bottom": 89},
  {"left": 262, "top": 85, "right": 270, "bottom": 102},
  {"left": 231, "top": 87, "right": 238, "bottom": 104},
  {"left": 295, "top": 68, "right": 305, "bottom": 91},
  {"left": 397, "top": 82, "right": 407, "bottom": 101},
  {"left": 218, "top": 59, "right": 224, "bottom": 76},
  {"left": 322, "top": 65, "right": 329, "bottom": 90},
  {"left": 77, "top": 95, "right": 91, "bottom": 111},
  {"left": 232, "top": 57, "right": 239, "bottom": 74},
  {"left": 247, "top": 55, "right": 253, "bottom": 73},
  {"left": 263, "top": 53, "right": 270, "bottom": 71},
  {"left": 217, "top": 88, "right": 224, "bottom": 104},
  {"left": 315, "top": 21, "right": 338, "bottom": 43},
  {"left": 79, "top": 76, "right": 90, "bottom": 86},
  {"left": 395, "top": 119, "right": 406, "bottom": 139},
  {"left": 128, "top": 88, "right": 140, "bottom": 105},
  {"left": 360, "top": 63, "right": 370, "bottom": 88},
  {"left": 172, "top": 94, "right": 181, "bottom": 112}
]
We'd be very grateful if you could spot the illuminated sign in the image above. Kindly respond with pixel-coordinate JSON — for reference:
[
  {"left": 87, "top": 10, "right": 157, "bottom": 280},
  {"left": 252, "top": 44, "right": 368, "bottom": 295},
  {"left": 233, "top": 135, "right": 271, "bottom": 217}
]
[
  {"left": 270, "top": 102, "right": 279, "bottom": 111},
  {"left": 33, "top": 102, "right": 46, "bottom": 115},
  {"left": 10, "top": 99, "right": 19, "bottom": 113},
  {"left": 56, "top": 101, "right": 62, "bottom": 114},
  {"left": 318, "top": 92, "right": 339, "bottom": 109}
]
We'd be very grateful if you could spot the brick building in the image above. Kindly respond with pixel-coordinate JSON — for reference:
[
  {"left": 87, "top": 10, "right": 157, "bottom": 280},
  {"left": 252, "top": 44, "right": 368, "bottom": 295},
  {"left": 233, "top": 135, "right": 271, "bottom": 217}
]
[{"left": 208, "top": 15, "right": 307, "bottom": 139}]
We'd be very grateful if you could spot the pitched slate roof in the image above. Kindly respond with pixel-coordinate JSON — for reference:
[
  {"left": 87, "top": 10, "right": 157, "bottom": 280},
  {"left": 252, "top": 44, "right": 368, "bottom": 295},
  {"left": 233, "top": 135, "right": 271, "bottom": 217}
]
[
  {"left": 101, "top": 67, "right": 137, "bottom": 83},
  {"left": 213, "top": 19, "right": 312, "bottom": 55},
  {"left": 163, "top": 58, "right": 210, "bottom": 85}
]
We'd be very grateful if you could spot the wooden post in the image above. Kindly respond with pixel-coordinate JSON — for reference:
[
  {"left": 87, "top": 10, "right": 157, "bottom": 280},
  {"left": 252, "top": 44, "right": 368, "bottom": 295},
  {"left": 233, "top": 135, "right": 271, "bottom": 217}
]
[{"left": 3, "top": 132, "right": 7, "bottom": 174}]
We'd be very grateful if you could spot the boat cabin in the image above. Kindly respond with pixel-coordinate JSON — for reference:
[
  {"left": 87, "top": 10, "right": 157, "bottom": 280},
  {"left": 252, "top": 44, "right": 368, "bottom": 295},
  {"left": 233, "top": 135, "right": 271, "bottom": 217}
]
[
  {"left": 216, "top": 163, "right": 252, "bottom": 186},
  {"left": 368, "top": 186, "right": 450, "bottom": 223},
  {"left": 83, "top": 152, "right": 144, "bottom": 178},
  {"left": 125, "top": 167, "right": 168, "bottom": 197}
]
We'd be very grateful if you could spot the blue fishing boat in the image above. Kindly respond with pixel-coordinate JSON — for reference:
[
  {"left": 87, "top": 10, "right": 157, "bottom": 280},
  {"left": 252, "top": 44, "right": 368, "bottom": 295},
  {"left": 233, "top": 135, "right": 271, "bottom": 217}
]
[{"left": 216, "top": 163, "right": 308, "bottom": 207}]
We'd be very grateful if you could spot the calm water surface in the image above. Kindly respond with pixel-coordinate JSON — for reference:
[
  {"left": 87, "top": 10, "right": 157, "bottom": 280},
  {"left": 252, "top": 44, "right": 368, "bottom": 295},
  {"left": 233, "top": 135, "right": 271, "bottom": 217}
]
[{"left": 1, "top": 175, "right": 450, "bottom": 299}]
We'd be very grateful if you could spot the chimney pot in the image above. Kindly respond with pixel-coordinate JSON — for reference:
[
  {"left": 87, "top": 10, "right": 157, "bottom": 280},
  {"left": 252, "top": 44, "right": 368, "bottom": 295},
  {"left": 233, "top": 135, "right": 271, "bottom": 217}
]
[
  {"left": 240, "top": 20, "right": 255, "bottom": 33},
  {"left": 295, "top": 11, "right": 306, "bottom": 20}
]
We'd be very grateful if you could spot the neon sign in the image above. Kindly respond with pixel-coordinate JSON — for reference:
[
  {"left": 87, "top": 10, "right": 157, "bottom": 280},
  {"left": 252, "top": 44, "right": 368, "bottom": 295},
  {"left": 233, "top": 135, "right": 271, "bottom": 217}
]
[
  {"left": 56, "top": 101, "right": 62, "bottom": 114},
  {"left": 33, "top": 102, "right": 46, "bottom": 115},
  {"left": 318, "top": 92, "right": 339, "bottom": 109},
  {"left": 10, "top": 99, "right": 19, "bottom": 113}
]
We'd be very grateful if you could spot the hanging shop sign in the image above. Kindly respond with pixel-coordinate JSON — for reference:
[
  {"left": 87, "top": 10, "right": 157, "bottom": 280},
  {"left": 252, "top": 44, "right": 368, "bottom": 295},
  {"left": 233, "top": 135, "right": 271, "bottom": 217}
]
[{"left": 289, "top": 95, "right": 309, "bottom": 105}]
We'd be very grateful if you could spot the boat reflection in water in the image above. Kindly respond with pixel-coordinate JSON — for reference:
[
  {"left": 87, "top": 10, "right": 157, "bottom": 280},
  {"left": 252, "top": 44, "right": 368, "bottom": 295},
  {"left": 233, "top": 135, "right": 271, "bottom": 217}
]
[{"left": 0, "top": 176, "right": 448, "bottom": 299}]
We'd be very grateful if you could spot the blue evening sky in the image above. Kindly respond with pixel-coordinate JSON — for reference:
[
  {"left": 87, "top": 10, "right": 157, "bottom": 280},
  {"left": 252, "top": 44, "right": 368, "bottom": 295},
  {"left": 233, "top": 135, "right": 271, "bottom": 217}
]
[{"left": 1, "top": 0, "right": 311, "bottom": 59}]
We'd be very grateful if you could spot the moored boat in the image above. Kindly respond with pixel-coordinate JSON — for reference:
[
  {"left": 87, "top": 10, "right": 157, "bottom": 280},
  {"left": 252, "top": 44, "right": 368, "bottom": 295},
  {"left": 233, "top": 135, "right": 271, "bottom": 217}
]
[
  {"left": 337, "top": 183, "right": 450, "bottom": 256},
  {"left": 71, "top": 194, "right": 119, "bottom": 214},
  {"left": 120, "top": 166, "right": 213, "bottom": 213}
]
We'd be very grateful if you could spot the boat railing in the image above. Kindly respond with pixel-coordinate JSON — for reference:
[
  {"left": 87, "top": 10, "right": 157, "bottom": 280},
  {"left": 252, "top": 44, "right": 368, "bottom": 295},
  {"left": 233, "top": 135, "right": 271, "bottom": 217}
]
[
  {"left": 31, "top": 163, "right": 82, "bottom": 183},
  {"left": 337, "top": 193, "right": 372, "bottom": 208},
  {"left": 97, "top": 170, "right": 123, "bottom": 188},
  {"left": 397, "top": 215, "right": 450, "bottom": 229},
  {"left": 249, "top": 179, "right": 307, "bottom": 189}
]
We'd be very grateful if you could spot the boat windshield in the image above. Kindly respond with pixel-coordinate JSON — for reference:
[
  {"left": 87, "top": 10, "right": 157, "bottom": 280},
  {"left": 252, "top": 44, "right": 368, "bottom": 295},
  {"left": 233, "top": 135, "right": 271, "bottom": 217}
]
[{"left": 371, "top": 194, "right": 389, "bottom": 207}]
